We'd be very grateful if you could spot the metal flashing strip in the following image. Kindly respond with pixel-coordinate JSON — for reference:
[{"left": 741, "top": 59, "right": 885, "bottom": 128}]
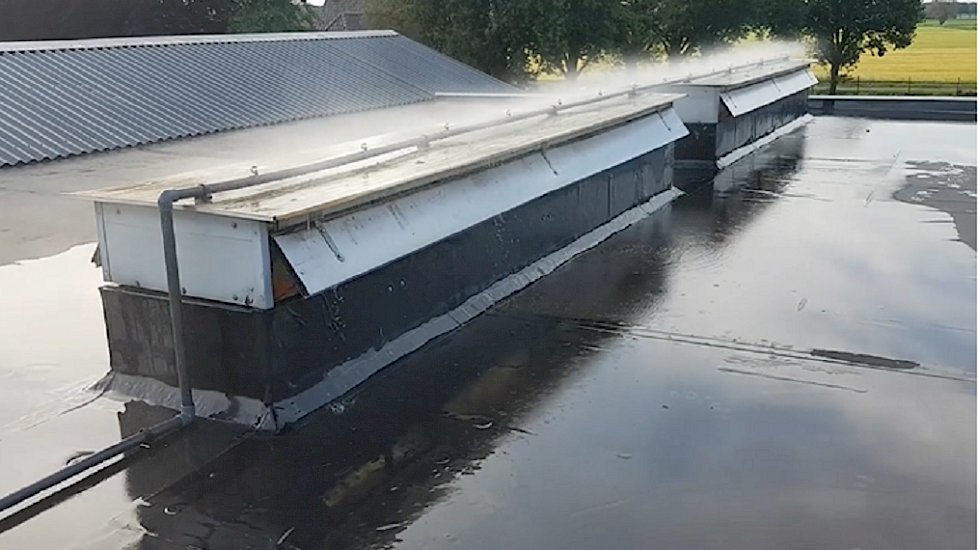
[
  {"left": 719, "top": 68, "right": 817, "bottom": 117},
  {"left": 0, "top": 31, "right": 399, "bottom": 52},
  {"left": 716, "top": 114, "right": 813, "bottom": 169},
  {"left": 93, "top": 372, "right": 278, "bottom": 431},
  {"left": 774, "top": 69, "right": 819, "bottom": 97},
  {"left": 273, "top": 108, "right": 687, "bottom": 296}
]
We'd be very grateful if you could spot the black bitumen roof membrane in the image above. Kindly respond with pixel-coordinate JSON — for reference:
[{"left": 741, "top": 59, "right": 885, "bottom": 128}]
[{"left": 0, "top": 116, "right": 974, "bottom": 550}]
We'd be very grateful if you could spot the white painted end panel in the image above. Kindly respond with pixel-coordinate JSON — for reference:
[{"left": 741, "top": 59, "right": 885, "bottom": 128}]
[
  {"left": 275, "top": 108, "right": 688, "bottom": 296},
  {"left": 720, "top": 68, "right": 817, "bottom": 117},
  {"left": 97, "top": 203, "right": 272, "bottom": 309}
]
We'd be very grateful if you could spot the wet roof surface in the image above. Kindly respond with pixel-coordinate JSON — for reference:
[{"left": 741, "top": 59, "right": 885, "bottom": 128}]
[{"left": 0, "top": 116, "right": 975, "bottom": 549}]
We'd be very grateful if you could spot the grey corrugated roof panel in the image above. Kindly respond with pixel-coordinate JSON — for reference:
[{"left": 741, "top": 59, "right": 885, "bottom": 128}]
[
  {"left": 0, "top": 31, "right": 517, "bottom": 167},
  {"left": 339, "top": 35, "right": 519, "bottom": 95},
  {"left": 0, "top": 31, "right": 399, "bottom": 53}
]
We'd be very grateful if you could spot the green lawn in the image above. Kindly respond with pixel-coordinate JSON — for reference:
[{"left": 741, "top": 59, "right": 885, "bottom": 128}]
[{"left": 921, "top": 18, "right": 977, "bottom": 29}]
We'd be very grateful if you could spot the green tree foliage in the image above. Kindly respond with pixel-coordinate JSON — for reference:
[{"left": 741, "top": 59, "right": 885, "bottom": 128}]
[
  {"left": 0, "top": 0, "right": 230, "bottom": 40},
  {"left": 612, "top": 0, "right": 762, "bottom": 66},
  {"left": 924, "top": 0, "right": 957, "bottom": 25},
  {"left": 227, "top": 0, "right": 315, "bottom": 33},
  {"left": 648, "top": 0, "right": 756, "bottom": 59},
  {"left": 372, "top": 0, "right": 623, "bottom": 81},
  {"left": 805, "top": 0, "right": 924, "bottom": 94},
  {"left": 613, "top": 0, "right": 659, "bottom": 68},
  {"left": 529, "top": 0, "right": 620, "bottom": 79},
  {"left": 0, "top": 0, "right": 317, "bottom": 40},
  {"left": 752, "top": 0, "right": 809, "bottom": 39},
  {"left": 368, "top": 0, "right": 536, "bottom": 83}
]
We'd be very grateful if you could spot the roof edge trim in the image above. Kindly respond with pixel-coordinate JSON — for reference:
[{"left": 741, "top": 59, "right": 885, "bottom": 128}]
[{"left": 0, "top": 30, "right": 398, "bottom": 53}]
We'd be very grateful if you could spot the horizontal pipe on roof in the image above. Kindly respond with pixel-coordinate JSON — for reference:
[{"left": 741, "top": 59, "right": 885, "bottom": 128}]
[
  {"left": 122, "top": 90, "right": 683, "bottom": 212},
  {"left": 671, "top": 60, "right": 812, "bottom": 90}
]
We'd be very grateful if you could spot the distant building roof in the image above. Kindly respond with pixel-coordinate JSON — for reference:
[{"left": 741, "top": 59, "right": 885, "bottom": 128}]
[{"left": 0, "top": 31, "right": 517, "bottom": 167}]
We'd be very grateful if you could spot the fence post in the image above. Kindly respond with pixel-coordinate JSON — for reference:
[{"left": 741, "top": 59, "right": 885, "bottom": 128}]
[
  {"left": 856, "top": 76, "right": 860, "bottom": 94},
  {"left": 907, "top": 77, "right": 912, "bottom": 95},
  {"left": 957, "top": 77, "right": 961, "bottom": 96}
]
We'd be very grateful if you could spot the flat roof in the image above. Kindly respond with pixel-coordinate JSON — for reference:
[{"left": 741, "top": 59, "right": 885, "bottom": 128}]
[
  {"left": 78, "top": 93, "right": 683, "bottom": 224},
  {"left": 0, "top": 116, "right": 974, "bottom": 549}
]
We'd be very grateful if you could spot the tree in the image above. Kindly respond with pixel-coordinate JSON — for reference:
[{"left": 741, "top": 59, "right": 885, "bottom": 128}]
[
  {"left": 124, "top": 0, "right": 231, "bottom": 36},
  {"left": 368, "top": 0, "right": 536, "bottom": 83},
  {"left": 924, "top": 0, "right": 957, "bottom": 25},
  {"left": 752, "top": 0, "right": 809, "bottom": 40},
  {"left": 645, "top": 0, "right": 757, "bottom": 61},
  {"left": 614, "top": 0, "right": 661, "bottom": 69},
  {"left": 530, "top": 0, "right": 620, "bottom": 79},
  {"left": 805, "top": 0, "right": 923, "bottom": 94},
  {"left": 227, "top": 0, "right": 315, "bottom": 33},
  {"left": 0, "top": 0, "right": 230, "bottom": 41}
]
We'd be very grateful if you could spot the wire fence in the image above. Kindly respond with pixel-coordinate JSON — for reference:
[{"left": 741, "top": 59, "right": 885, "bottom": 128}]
[{"left": 814, "top": 77, "right": 977, "bottom": 96}]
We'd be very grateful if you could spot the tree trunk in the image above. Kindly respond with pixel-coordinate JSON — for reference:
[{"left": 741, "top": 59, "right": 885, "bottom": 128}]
[
  {"left": 828, "top": 63, "right": 841, "bottom": 95},
  {"left": 565, "top": 52, "right": 579, "bottom": 81},
  {"left": 666, "top": 39, "right": 684, "bottom": 64},
  {"left": 623, "top": 54, "right": 639, "bottom": 73}
]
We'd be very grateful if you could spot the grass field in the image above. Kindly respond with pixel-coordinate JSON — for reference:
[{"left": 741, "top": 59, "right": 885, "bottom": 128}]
[
  {"left": 534, "top": 19, "right": 976, "bottom": 95},
  {"left": 812, "top": 19, "right": 976, "bottom": 85}
]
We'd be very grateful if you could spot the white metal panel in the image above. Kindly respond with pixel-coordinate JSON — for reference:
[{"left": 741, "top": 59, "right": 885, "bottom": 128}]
[
  {"left": 665, "top": 87, "right": 719, "bottom": 124},
  {"left": 719, "top": 80, "right": 782, "bottom": 117},
  {"left": 275, "top": 108, "right": 688, "bottom": 296},
  {"left": 773, "top": 68, "right": 819, "bottom": 97},
  {"left": 97, "top": 203, "right": 273, "bottom": 308},
  {"left": 720, "top": 68, "right": 817, "bottom": 117}
]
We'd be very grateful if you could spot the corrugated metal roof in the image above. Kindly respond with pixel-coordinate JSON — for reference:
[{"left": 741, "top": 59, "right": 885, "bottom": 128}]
[{"left": 0, "top": 31, "right": 517, "bottom": 167}]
